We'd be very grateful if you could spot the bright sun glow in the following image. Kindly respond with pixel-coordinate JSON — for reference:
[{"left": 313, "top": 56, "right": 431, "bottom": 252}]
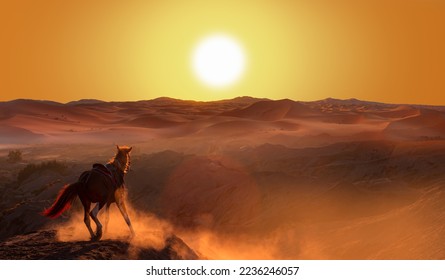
[{"left": 192, "top": 34, "right": 246, "bottom": 88}]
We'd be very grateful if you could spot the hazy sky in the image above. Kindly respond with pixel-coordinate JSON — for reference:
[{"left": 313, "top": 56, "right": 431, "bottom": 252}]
[{"left": 1, "top": 0, "right": 444, "bottom": 104}]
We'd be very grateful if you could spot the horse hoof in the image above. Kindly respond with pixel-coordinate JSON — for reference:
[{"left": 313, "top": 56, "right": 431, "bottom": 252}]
[
  {"left": 90, "top": 234, "right": 102, "bottom": 241},
  {"left": 95, "top": 229, "right": 103, "bottom": 240}
]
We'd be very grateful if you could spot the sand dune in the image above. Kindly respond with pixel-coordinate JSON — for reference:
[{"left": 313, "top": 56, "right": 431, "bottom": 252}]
[
  {"left": 223, "top": 99, "right": 319, "bottom": 121},
  {"left": 2, "top": 97, "right": 445, "bottom": 146},
  {"left": 372, "top": 105, "right": 420, "bottom": 119},
  {"left": 385, "top": 109, "right": 445, "bottom": 140},
  {"left": 0, "top": 124, "right": 44, "bottom": 144},
  {"left": 125, "top": 115, "right": 183, "bottom": 128}
]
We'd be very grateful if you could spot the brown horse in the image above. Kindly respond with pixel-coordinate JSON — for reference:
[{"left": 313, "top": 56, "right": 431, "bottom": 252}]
[{"left": 42, "top": 145, "right": 134, "bottom": 241}]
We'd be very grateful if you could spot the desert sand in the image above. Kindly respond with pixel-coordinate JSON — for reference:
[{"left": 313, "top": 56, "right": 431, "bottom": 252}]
[{"left": 1, "top": 97, "right": 445, "bottom": 259}]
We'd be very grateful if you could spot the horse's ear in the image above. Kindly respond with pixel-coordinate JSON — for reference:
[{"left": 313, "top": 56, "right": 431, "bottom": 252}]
[
  {"left": 128, "top": 147, "right": 132, "bottom": 153},
  {"left": 116, "top": 145, "right": 120, "bottom": 150}
]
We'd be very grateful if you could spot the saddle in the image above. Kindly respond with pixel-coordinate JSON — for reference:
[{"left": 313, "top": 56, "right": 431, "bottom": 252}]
[{"left": 79, "top": 163, "right": 124, "bottom": 190}]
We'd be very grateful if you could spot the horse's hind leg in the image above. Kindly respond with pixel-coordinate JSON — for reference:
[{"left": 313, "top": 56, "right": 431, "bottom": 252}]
[
  {"left": 89, "top": 202, "right": 105, "bottom": 241},
  {"left": 81, "top": 200, "right": 95, "bottom": 240}
]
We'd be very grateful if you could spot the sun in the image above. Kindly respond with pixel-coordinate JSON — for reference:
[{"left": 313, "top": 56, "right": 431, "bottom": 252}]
[{"left": 192, "top": 34, "right": 246, "bottom": 88}]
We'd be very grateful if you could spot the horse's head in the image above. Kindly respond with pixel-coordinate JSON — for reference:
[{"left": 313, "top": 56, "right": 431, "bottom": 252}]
[{"left": 114, "top": 145, "right": 132, "bottom": 173}]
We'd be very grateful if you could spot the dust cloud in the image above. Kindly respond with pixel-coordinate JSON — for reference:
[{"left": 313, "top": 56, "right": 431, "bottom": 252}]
[
  {"left": 55, "top": 199, "right": 172, "bottom": 253},
  {"left": 53, "top": 176, "right": 439, "bottom": 260}
]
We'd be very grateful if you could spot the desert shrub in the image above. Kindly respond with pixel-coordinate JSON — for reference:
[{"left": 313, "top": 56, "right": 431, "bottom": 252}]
[
  {"left": 7, "top": 150, "right": 23, "bottom": 163},
  {"left": 17, "top": 160, "right": 68, "bottom": 183}
]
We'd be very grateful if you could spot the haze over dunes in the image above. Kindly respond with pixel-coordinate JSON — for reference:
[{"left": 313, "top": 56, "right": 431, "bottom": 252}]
[
  {"left": 2, "top": 97, "right": 445, "bottom": 259},
  {"left": 1, "top": 96, "right": 444, "bottom": 148}
]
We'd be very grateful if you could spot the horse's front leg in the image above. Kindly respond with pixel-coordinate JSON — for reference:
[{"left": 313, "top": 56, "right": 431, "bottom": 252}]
[
  {"left": 116, "top": 196, "right": 135, "bottom": 238},
  {"left": 103, "top": 203, "right": 111, "bottom": 236}
]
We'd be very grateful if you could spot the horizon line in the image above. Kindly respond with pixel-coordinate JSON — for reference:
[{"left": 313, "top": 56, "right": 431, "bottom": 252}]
[{"left": 1, "top": 96, "right": 445, "bottom": 107}]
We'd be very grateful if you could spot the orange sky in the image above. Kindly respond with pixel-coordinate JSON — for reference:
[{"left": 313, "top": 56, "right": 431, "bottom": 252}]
[{"left": 1, "top": 0, "right": 444, "bottom": 104}]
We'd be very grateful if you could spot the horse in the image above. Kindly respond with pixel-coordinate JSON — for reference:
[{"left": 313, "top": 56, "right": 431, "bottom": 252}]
[{"left": 42, "top": 145, "right": 135, "bottom": 241}]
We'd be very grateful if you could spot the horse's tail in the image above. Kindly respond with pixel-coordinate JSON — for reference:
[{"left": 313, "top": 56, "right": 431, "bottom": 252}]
[{"left": 42, "top": 182, "right": 82, "bottom": 218}]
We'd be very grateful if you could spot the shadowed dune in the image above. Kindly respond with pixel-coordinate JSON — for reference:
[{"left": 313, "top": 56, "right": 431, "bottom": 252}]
[
  {"left": 0, "top": 125, "right": 44, "bottom": 144},
  {"left": 223, "top": 99, "right": 319, "bottom": 121},
  {"left": 125, "top": 115, "right": 183, "bottom": 128},
  {"left": 372, "top": 105, "right": 420, "bottom": 119},
  {"left": 384, "top": 109, "right": 445, "bottom": 140}
]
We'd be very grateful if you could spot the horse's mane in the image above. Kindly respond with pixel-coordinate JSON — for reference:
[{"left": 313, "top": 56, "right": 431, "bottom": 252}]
[{"left": 108, "top": 146, "right": 131, "bottom": 173}]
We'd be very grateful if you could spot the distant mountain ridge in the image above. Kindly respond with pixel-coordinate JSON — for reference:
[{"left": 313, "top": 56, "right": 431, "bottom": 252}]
[
  {"left": 66, "top": 99, "right": 105, "bottom": 105},
  {"left": 1, "top": 96, "right": 444, "bottom": 109}
]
